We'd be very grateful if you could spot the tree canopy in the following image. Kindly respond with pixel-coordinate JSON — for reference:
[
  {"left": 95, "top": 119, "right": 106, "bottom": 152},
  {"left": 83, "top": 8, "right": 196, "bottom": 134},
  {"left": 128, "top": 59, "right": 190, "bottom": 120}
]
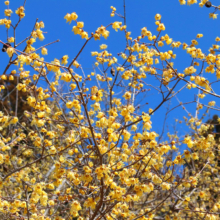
[{"left": 0, "top": 0, "right": 220, "bottom": 220}]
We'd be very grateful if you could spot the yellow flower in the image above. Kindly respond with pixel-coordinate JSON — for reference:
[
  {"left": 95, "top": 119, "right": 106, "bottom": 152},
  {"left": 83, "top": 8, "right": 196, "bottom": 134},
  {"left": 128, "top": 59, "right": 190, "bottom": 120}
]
[
  {"left": 100, "top": 44, "right": 107, "bottom": 50},
  {"left": 11, "top": 117, "right": 18, "bottom": 124},
  {"left": 39, "top": 21, "right": 44, "bottom": 28},
  {"left": 91, "top": 51, "right": 98, "bottom": 56},
  {"left": 64, "top": 12, "right": 78, "bottom": 23},
  {"left": 112, "top": 22, "right": 122, "bottom": 31},
  {"left": 208, "top": 101, "right": 215, "bottom": 106},
  {"left": 37, "top": 112, "right": 45, "bottom": 118},
  {"left": 61, "top": 55, "right": 69, "bottom": 65},
  {"left": 123, "top": 91, "right": 131, "bottom": 100},
  {"left": 73, "top": 60, "right": 80, "bottom": 68},
  {"left": 8, "top": 37, "right": 14, "bottom": 43},
  {"left": 110, "top": 6, "right": 116, "bottom": 11},
  {"left": 0, "top": 154, "right": 4, "bottom": 165},
  {"left": 131, "top": 125, "right": 137, "bottom": 131},
  {"left": 92, "top": 102, "right": 100, "bottom": 111},
  {"left": 184, "top": 66, "right": 196, "bottom": 75},
  {"left": 84, "top": 198, "right": 96, "bottom": 210},
  {"left": 196, "top": 33, "right": 203, "bottom": 38},
  {"left": 64, "top": 13, "right": 71, "bottom": 23},
  {"left": 49, "top": 146, "right": 56, "bottom": 154},
  {"left": 158, "top": 41, "right": 164, "bottom": 47},
  {"left": 192, "top": 152, "right": 199, "bottom": 160},
  {"left": 6, "top": 47, "right": 14, "bottom": 57},
  {"left": 70, "top": 83, "right": 76, "bottom": 90},
  {"left": 66, "top": 101, "right": 74, "bottom": 109},
  {"left": 48, "top": 200, "right": 54, "bottom": 206},
  {"left": 141, "top": 27, "right": 148, "bottom": 36},
  {"left": 161, "top": 182, "right": 171, "bottom": 190},
  {"left": 77, "top": 21, "right": 84, "bottom": 28},
  {"left": 1, "top": 74, "right": 7, "bottom": 80},
  {"left": 187, "top": 0, "right": 197, "bottom": 6},
  {"left": 102, "top": 30, "right": 110, "bottom": 39},
  {"left": 41, "top": 47, "right": 47, "bottom": 55},
  {"left": 4, "top": 9, "right": 13, "bottom": 17},
  {"left": 155, "top": 14, "right": 161, "bottom": 20},
  {"left": 142, "top": 113, "right": 150, "bottom": 122},
  {"left": 157, "top": 23, "right": 165, "bottom": 31},
  {"left": 81, "top": 31, "right": 88, "bottom": 39},
  {"left": 123, "top": 130, "right": 131, "bottom": 141},
  {"left": 71, "top": 12, "right": 78, "bottom": 21},
  {"left": 71, "top": 200, "right": 82, "bottom": 212},
  {"left": 183, "top": 136, "right": 194, "bottom": 148},
  {"left": 72, "top": 26, "right": 80, "bottom": 35},
  {"left": 209, "top": 13, "right": 218, "bottom": 19},
  {"left": 15, "top": 6, "right": 25, "bottom": 18},
  {"left": 93, "top": 34, "right": 100, "bottom": 41},
  {"left": 199, "top": 191, "right": 206, "bottom": 198}
]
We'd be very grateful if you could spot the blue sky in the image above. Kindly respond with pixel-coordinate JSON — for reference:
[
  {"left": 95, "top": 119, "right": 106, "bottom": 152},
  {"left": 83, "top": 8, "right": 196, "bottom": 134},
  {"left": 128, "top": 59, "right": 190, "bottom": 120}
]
[{"left": 0, "top": 0, "right": 220, "bottom": 142}]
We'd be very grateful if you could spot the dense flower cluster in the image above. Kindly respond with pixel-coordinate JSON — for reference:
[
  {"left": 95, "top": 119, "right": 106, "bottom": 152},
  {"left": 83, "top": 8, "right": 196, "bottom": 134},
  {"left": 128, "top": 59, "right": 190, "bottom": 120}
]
[{"left": 0, "top": 0, "right": 219, "bottom": 220}]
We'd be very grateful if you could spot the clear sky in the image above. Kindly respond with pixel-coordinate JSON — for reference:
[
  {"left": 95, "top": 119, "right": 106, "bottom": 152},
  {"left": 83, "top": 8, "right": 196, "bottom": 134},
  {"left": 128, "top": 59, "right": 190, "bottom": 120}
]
[{"left": 0, "top": 0, "right": 220, "bottom": 142}]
